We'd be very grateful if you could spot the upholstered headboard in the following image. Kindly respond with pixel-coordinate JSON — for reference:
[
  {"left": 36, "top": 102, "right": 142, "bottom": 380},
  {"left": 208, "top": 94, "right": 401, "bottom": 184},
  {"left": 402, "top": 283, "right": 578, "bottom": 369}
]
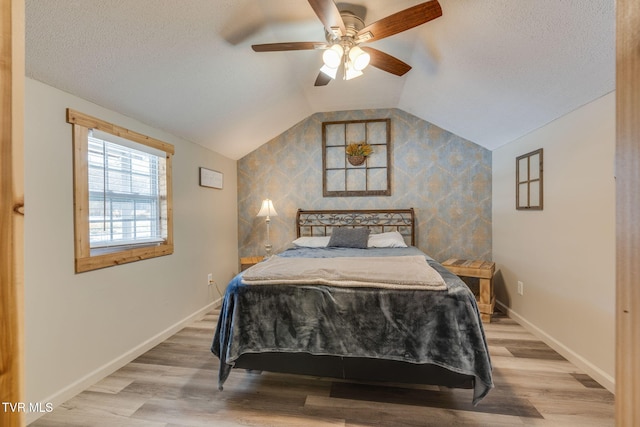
[{"left": 296, "top": 208, "right": 416, "bottom": 246}]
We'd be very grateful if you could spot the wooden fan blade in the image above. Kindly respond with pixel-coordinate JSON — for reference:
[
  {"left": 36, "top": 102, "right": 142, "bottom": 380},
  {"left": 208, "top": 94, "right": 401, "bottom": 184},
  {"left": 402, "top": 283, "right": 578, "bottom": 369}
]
[
  {"left": 252, "top": 42, "right": 326, "bottom": 52},
  {"left": 314, "top": 72, "right": 332, "bottom": 86},
  {"left": 361, "top": 47, "right": 412, "bottom": 76},
  {"left": 356, "top": 1, "right": 442, "bottom": 43},
  {"left": 308, "top": 0, "right": 346, "bottom": 37}
]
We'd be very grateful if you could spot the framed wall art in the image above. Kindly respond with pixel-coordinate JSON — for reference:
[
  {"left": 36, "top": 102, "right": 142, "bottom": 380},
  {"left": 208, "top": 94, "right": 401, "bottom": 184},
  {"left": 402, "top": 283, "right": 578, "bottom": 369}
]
[
  {"left": 199, "top": 167, "right": 223, "bottom": 189},
  {"left": 516, "top": 148, "right": 543, "bottom": 210},
  {"left": 322, "top": 118, "right": 391, "bottom": 197}
]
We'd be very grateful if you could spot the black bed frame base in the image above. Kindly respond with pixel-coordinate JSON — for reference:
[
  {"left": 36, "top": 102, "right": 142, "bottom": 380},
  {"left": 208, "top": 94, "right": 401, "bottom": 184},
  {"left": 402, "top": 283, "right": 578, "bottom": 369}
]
[{"left": 234, "top": 353, "right": 474, "bottom": 390}]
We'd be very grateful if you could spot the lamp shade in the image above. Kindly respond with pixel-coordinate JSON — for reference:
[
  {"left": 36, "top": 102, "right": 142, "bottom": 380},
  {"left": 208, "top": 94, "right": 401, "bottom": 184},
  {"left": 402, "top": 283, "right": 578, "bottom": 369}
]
[
  {"left": 345, "top": 66, "right": 363, "bottom": 80},
  {"left": 322, "top": 44, "right": 344, "bottom": 69},
  {"left": 257, "top": 199, "right": 278, "bottom": 217},
  {"left": 320, "top": 64, "right": 338, "bottom": 79},
  {"left": 349, "top": 45, "right": 370, "bottom": 71}
]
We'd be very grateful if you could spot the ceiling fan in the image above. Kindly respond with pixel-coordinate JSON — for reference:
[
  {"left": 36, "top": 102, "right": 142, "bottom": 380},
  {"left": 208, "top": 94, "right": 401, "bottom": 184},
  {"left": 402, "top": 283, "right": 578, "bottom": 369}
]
[{"left": 251, "top": 0, "right": 443, "bottom": 86}]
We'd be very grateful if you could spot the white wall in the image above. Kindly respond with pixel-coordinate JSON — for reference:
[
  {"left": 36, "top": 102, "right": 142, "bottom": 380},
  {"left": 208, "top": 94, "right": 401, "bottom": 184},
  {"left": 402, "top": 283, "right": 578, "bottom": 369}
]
[
  {"left": 24, "top": 79, "right": 239, "bottom": 420},
  {"left": 492, "top": 92, "right": 615, "bottom": 390}
]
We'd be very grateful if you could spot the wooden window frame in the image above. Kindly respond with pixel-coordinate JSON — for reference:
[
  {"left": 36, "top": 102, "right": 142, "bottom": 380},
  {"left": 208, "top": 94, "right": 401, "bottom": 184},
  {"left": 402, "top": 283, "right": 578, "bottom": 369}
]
[
  {"left": 322, "top": 119, "right": 391, "bottom": 197},
  {"left": 516, "top": 148, "right": 543, "bottom": 210},
  {"left": 67, "top": 109, "right": 174, "bottom": 273}
]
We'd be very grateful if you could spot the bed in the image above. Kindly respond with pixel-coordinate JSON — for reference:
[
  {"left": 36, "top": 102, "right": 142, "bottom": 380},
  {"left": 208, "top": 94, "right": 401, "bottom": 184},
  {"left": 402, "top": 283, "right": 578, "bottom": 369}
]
[{"left": 211, "top": 208, "right": 493, "bottom": 404}]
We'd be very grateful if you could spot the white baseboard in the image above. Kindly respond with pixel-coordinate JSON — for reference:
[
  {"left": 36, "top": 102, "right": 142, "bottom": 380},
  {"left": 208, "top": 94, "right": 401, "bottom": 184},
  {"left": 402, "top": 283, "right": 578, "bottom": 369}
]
[
  {"left": 211, "top": 296, "right": 223, "bottom": 308},
  {"left": 496, "top": 300, "right": 614, "bottom": 393},
  {"left": 27, "top": 302, "right": 218, "bottom": 425}
]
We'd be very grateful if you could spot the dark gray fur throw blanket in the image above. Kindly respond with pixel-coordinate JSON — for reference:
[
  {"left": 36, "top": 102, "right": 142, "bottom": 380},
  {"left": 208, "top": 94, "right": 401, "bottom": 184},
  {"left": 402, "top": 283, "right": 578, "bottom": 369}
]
[{"left": 212, "top": 246, "right": 493, "bottom": 405}]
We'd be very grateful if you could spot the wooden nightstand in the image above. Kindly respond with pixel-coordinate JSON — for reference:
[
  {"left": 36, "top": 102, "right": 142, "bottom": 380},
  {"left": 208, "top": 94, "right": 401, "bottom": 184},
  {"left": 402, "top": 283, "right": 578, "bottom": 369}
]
[
  {"left": 240, "top": 256, "right": 264, "bottom": 271},
  {"left": 442, "top": 258, "right": 496, "bottom": 323}
]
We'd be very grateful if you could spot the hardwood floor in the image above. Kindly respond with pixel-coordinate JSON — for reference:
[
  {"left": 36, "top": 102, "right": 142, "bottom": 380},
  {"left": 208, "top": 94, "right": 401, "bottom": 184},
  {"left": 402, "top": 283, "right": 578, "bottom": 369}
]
[{"left": 30, "top": 310, "right": 614, "bottom": 426}]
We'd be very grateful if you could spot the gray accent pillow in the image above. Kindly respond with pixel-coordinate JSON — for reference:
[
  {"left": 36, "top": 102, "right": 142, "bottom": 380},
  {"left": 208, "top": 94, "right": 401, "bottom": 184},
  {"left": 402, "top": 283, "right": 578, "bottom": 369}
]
[{"left": 328, "top": 227, "right": 371, "bottom": 249}]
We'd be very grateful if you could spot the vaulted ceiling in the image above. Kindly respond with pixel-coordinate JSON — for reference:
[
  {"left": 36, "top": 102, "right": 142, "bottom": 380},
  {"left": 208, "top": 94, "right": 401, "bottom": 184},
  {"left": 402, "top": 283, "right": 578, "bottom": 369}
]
[{"left": 25, "top": 0, "right": 614, "bottom": 160}]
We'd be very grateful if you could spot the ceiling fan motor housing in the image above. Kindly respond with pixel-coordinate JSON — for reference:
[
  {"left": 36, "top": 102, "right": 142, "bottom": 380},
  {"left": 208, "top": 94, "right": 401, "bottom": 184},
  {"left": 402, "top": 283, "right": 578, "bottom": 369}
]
[{"left": 325, "top": 11, "right": 367, "bottom": 47}]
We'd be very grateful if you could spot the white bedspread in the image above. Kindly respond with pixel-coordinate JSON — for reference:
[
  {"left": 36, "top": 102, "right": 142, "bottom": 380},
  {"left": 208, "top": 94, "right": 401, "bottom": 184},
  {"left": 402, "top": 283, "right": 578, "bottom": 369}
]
[{"left": 241, "top": 255, "right": 447, "bottom": 291}]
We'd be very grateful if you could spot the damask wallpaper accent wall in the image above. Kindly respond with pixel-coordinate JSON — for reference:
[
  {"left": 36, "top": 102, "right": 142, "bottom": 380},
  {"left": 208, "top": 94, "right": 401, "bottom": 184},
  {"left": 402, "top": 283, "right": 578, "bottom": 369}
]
[{"left": 238, "top": 108, "right": 491, "bottom": 263}]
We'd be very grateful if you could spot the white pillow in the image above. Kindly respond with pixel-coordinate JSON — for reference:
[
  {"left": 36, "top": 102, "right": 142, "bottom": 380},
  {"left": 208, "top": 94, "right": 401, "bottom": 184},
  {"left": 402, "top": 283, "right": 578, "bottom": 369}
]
[
  {"left": 367, "top": 231, "right": 408, "bottom": 248},
  {"left": 292, "top": 236, "right": 331, "bottom": 248}
]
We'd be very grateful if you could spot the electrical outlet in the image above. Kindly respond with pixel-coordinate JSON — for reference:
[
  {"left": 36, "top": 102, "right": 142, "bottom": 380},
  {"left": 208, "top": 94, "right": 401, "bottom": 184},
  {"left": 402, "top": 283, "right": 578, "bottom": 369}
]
[
  {"left": 517, "top": 281, "right": 524, "bottom": 295},
  {"left": 207, "top": 273, "right": 213, "bottom": 286}
]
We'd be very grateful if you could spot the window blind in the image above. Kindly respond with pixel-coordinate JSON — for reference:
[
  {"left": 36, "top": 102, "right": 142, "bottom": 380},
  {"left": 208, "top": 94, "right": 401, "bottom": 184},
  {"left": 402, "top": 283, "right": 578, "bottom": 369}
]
[{"left": 88, "top": 132, "right": 164, "bottom": 248}]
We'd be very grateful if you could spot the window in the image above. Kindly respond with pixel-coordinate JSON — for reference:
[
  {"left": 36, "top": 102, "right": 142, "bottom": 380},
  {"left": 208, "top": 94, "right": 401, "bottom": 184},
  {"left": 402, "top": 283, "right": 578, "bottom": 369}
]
[{"left": 67, "top": 109, "right": 174, "bottom": 272}]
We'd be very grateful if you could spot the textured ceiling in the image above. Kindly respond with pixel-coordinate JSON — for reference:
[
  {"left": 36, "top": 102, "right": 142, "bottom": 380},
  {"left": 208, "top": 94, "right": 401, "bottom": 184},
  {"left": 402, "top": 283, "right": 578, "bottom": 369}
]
[{"left": 25, "top": 0, "right": 614, "bottom": 160}]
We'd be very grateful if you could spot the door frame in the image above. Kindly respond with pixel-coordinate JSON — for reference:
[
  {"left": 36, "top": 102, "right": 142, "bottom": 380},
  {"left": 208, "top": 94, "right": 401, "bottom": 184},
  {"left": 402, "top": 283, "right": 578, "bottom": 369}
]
[
  {"left": 616, "top": 0, "right": 640, "bottom": 425},
  {"left": 0, "top": 0, "right": 25, "bottom": 426}
]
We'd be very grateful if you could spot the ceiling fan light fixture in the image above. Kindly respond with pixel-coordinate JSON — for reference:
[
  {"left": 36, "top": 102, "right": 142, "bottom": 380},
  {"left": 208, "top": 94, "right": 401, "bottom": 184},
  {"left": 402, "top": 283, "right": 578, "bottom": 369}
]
[
  {"left": 348, "top": 45, "right": 370, "bottom": 71},
  {"left": 322, "top": 44, "right": 344, "bottom": 69}
]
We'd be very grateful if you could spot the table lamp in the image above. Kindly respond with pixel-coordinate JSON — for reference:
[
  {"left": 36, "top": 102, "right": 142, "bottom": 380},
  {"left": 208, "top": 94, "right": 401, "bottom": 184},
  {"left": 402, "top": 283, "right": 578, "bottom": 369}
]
[{"left": 257, "top": 199, "right": 278, "bottom": 257}]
